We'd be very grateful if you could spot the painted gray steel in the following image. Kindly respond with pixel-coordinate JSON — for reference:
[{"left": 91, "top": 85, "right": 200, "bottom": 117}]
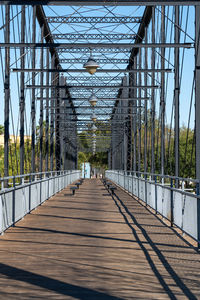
[
  {"left": 106, "top": 170, "right": 199, "bottom": 243},
  {"left": 0, "top": 170, "right": 81, "bottom": 234}
]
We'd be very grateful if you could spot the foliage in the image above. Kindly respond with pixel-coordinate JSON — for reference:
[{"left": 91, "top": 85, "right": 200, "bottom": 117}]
[
  {"left": 0, "top": 125, "right": 4, "bottom": 135},
  {"left": 0, "top": 120, "right": 196, "bottom": 178},
  {"left": 77, "top": 121, "right": 110, "bottom": 170},
  {"left": 135, "top": 117, "right": 195, "bottom": 178}
]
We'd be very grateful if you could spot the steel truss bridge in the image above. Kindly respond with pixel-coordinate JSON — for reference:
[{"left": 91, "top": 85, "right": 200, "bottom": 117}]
[{"left": 0, "top": 1, "right": 200, "bottom": 298}]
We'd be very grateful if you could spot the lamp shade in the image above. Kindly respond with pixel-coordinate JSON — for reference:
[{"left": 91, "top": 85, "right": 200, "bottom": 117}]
[
  {"left": 89, "top": 93, "right": 98, "bottom": 107},
  {"left": 83, "top": 56, "right": 99, "bottom": 75},
  {"left": 91, "top": 113, "right": 97, "bottom": 122},
  {"left": 92, "top": 124, "right": 97, "bottom": 132}
]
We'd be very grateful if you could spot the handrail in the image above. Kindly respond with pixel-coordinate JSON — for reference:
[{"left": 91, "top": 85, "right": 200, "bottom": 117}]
[
  {"left": 0, "top": 170, "right": 81, "bottom": 234},
  {"left": 105, "top": 169, "right": 200, "bottom": 245}
]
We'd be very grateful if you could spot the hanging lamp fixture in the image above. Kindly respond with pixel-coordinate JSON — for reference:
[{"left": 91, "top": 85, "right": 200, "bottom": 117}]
[
  {"left": 91, "top": 113, "right": 97, "bottom": 122},
  {"left": 92, "top": 124, "right": 97, "bottom": 132},
  {"left": 89, "top": 92, "right": 98, "bottom": 107},
  {"left": 83, "top": 49, "right": 99, "bottom": 75}
]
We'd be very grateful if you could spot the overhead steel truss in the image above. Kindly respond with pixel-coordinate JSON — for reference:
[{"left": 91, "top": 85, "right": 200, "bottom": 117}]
[
  {"left": 59, "top": 58, "right": 130, "bottom": 64},
  {"left": 46, "top": 16, "right": 142, "bottom": 23},
  {"left": 2, "top": 2, "right": 200, "bottom": 216},
  {"left": 52, "top": 33, "right": 137, "bottom": 40},
  {"left": 58, "top": 48, "right": 131, "bottom": 53},
  {"left": 63, "top": 76, "right": 123, "bottom": 82}
]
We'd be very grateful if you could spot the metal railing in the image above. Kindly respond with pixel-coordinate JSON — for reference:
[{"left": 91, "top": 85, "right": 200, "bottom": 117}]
[
  {"left": 0, "top": 170, "right": 81, "bottom": 234},
  {"left": 105, "top": 170, "right": 200, "bottom": 245}
]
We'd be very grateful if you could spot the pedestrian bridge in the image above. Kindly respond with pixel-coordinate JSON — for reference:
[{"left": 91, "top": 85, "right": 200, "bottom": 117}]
[
  {"left": 1, "top": 1, "right": 200, "bottom": 298},
  {"left": 0, "top": 175, "right": 200, "bottom": 299}
]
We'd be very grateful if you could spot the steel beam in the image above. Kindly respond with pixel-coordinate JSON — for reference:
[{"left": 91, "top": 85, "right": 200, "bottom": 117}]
[
  {"left": 39, "top": 25, "right": 44, "bottom": 174},
  {"left": 61, "top": 76, "right": 123, "bottom": 81},
  {"left": 50, "top": 54, "right": 55, "bottom": 171},
  {"left": 4, "top": 5, "right": 10, "bottom": 179},
  {"left": 36, "top": 5, "right": 59, "bottom": 66},
  {"left": 128, "top": 7, "right": 152, "bottom": 64},
  {"left": 20, "top": 5, "right": 25, "bottom": 176},
  {"left": 195, "top": 8, "right": 200, "bottom": 180},
  {"left": 59, "top": 58, "right": 130, "bottom": 64},
  {"left": 31, "top": 5, "right": 36, "bottom": 174},
  {"left": 46, "top": 16, "right": 142, "bottom": 23},
  {"left": 52, "top": 33, "right": 136, "bottom": 40},
  {"left": 174, "top": 6, "right": 180, "bottom": 184},
  {"left": 1, "top": 42, "right": 193, "bottom": 48},
  {"left": 133, "top": 57, "right": 137, "bottom": 172},
  {"left": 45, "top": 48, "right": 50, "bottom": 172},
  {"left": 26, "top": 85, "right": 160, "bottom": 89},
  {"left": 55, "top": 70, "right": 61, "bottom": 170},
  {"left": 58, "top": 48, "right": 131, "bottom": 54},
  {"left": 66, "top": 112, "right": 141, "bottom": 115},
  {"left": 144, "top": 27, "right": 148, "bottom": 174},
  {"left": 161, "top": 6, "right": 165, "bottom": 177},
  {"left": 37, "top": 97, "right": 149, "bottom": 101},
  {"left": 151, "top": 6, "right": 155, "bottom": 175},
  {"left": 12, "top": 68, "right": 173, "bottom": 73},
  {"left": 48, "top": 106, "right": 135, "bottom": 109},
  {"left": 1, "top": 1, "right": 199, "bottom": 5},
  {"left": 195, "top": 6, "right": 200, "bottom": 247},
  {"left": 138, "top": 49, "right": 142, "bottom": 173}
]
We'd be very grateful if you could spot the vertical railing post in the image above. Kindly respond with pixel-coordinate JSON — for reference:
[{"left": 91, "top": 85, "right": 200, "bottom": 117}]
[
  {"left": 196, "top": 181, "right": 200, "bottom": 247},
  {"left": 137, "top": 171, "right": 140, "bottom": 200},
  {"left": 12, "top": 176, "right": 16, "bottom": 226},
  {"left": 145, "top": 173, "right": 147, "bottom": 206},
  {"left": 170, "top": 178, "right": 174, "bottom": 227},
  {"left": 155, "top": 175, "right": 157, "bottom": 214},
  {"left": 29, "top": 174, "right": 32, "bottom": 212}
]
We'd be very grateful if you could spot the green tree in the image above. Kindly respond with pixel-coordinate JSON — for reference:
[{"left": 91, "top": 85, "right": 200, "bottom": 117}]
[{"left": 0, "top": 125, "right": 4, "bottom": 135}]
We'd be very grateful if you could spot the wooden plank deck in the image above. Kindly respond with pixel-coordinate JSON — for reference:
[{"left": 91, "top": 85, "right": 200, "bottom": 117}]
[{"left": 0, "top": 178, "right": 199, "bottom": 299}]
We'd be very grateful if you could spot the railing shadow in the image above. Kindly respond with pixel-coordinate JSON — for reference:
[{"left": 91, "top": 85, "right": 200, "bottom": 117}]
[
  {"left": 0, "top": 263, "right": 124, "bottom": 300},
  {"left": 111, "top": 190, "right": 198, "bottom": 300}
]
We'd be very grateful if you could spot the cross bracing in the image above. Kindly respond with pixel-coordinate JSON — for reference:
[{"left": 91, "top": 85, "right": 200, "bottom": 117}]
[
  {"left": 64, "top": 76, "right": 124, "bottom": 82},
  {"left": 57, "top": 48, "right": 133, "bottom": 54},
  {"left": 52, "top": 34, "right": 137, "bottom": 40},
  {"left": 59, "top": 58, "right": 130, "bottom": 64},
  {"left": 46, "top": 16, "right": 142, "bottom": 23}
]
